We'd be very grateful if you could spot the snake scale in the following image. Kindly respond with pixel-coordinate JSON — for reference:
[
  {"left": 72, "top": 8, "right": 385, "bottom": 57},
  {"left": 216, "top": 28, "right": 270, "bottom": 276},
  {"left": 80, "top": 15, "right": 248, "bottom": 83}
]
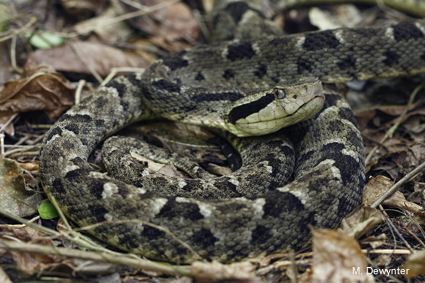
[{"left": 39, "top": 0, "right": 425, "bottom": 263}]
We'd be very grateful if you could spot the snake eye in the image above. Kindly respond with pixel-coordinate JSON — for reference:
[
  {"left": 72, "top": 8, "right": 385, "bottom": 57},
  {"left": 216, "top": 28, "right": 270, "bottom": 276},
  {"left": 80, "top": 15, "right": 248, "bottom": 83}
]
[{"left": 274, "top": 89, "right": 286, "bottom": 99}]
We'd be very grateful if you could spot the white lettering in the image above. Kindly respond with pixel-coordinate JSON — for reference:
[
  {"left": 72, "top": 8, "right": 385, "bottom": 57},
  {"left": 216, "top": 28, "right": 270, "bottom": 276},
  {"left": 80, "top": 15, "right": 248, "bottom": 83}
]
[
  {"left": 366, "top": 267, "right": 409, "bottom": 276},
  {"left": 367, "top": 267, "right": 373, "bottom": 274},
  {"left": 353, "top": 267, "right": 361, "bottom": 274}
]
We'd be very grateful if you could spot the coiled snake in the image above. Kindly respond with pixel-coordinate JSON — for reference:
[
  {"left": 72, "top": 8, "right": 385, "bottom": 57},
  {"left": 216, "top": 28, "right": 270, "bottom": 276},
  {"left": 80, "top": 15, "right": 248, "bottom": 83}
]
[{"left": 40, "top": 0, "right": 425, "bottom": 263}]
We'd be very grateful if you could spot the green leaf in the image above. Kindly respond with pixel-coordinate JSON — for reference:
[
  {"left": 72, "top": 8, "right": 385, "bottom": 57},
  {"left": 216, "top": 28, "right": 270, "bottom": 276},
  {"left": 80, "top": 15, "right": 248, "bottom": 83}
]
[
  {"left": 38, "top": 202, "right": 59, "bottom": 219},
  {"left": 25, "top": 31, "right": 64, "bottom": 49}
]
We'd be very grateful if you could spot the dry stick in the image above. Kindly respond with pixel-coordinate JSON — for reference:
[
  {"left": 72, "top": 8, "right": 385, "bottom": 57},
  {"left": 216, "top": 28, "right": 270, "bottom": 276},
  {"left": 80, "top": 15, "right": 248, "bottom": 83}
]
[
  {"left": 0, "top": 15, "right": 37, "bottom": 43},
  {"left": 371, "top": 160, "right": 425, "bottom": 208},
  {"left": 49, "top": 195, "right": 73, "bottom": 232},
  {"left": 4, "top": 146, "right": 40, "bottom": 158},
  {"left": 378, "top": 205, "right": 414, "bottom": 253},
  {"left": 101, "top": 67, "right": 145, "bottom": 87},
  {"left": 400, "top": 222, "right": 425, "bottom": 248},
  {"left": 0, "top": 240, "right": 191, "bottom": 276},
  {"left": 0, "top": 209, "right": 191, "bottom": 276},
  {"left": 74, "top": 79, "right": 86, "bottom": 105},
  {"left": 10, "top": 36, "right": 23, "bottom": 74},
  {"left": 365, "top": 82, "right": 425, "bottom": 165},
  {"left": 0, "top": 208, "right": 99, "bottom": 251}
]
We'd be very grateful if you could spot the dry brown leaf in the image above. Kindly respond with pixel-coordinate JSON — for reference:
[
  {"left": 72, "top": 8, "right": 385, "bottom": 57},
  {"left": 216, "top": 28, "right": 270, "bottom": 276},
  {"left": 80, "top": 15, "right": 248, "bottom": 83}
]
[
  {"left": 340, "top": 205, "right": 384, "bottom": 240},
  {"left": 190, "top": 260, "right": 258, "bottom": 282},
  {"left": 28, "top": 41, "right": 151, "bottom": 77},
  {"left": 122, "top": 0, "right": 199, "bottom": 43},
  {"left": 0, "top": 64, "right": 74, "bottom": 119},
  {"left": 359, "top": 234, "right": 387, "bottom": 249},
  {"left": 61, "top": 0, "right": 108, "bottom": 20},
  {"left": 2, "top": 226, "right": 59, "bottom": 275},
  {"left": 363, "top": 176, "right": 424, "bottom": 215},
  {"left": 312, "top": 229, "right": 373, "bottom": 283},
  {"left": 4, "top": 225, "right": 50, "bottom": 244},
  {"left": 0, "top": 158, "right": 40, "bottom": 217},
  {"left": 129, "top": 151, "right": 186, "bottom": 178},
  {"left": 403, "top": 249, "right": 425, "bottom": 278},
  {"left": 16, "top": 162, "right": 39, "bottom": 172}
]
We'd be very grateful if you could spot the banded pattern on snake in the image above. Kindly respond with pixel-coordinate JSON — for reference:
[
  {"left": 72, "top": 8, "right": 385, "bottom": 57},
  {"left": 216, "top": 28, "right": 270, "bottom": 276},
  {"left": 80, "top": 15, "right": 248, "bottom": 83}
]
[{"left": 40, "top": 0, "right": 425, "bottom": 263}]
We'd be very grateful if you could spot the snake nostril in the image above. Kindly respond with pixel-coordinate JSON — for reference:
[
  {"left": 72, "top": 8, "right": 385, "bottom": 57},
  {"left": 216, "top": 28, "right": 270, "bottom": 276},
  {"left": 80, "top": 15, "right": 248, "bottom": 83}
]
[{"left": 293, "top": 95, "right": 298, "bottom": 99}]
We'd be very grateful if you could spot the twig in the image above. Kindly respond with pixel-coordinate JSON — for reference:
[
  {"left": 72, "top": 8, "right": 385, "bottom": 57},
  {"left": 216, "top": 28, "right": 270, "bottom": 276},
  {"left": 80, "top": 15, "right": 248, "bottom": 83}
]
[
  {"left": 0, "top": 113, "right": 19, "bottom": 133},
  {"left": 0, "top": 240, "right": 191, "bottom": 276},
  {"left": 400, "top": 222, "right": 425, "bottom": 248},
  {"left": 0, "top": 15, "right": 37, "bottom": 43},
  {"left": 10, "top": 35, "right": 23, "bottom": 74},
  {"left": 378, "top": 205, "right": 414, "bottom": 253},
  {"left": 0, "top": 208, "right": 191, "bottom": 275},
  {"left": 74, "top": 79, "right": 86, "bottom": 105},
  {"left": 4, "top": 145, "right": 40, "bottom": 157},
  {"left": 371, "top": 160, "right": 425, "bottom": 208},
  {"left": 101, "top": 67, "right": 145, "bottom": 87},
  {"left": 49, "top": 195, "right": 72, "bottom": 231}
]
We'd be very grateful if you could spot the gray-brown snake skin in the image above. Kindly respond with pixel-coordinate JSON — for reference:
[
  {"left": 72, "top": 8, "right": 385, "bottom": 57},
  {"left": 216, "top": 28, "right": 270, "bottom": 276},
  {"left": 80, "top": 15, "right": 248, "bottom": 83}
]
[{"left": 40, "top": 0, "right": 425, "bottom": 262}]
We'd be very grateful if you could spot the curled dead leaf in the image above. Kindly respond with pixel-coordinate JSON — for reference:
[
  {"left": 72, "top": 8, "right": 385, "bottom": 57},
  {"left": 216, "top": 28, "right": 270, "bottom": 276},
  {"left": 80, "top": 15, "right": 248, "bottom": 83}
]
[
  {"left": 363, "top": 176, "right": 424, "bottom": 215},
  {"left": 340, "top": 205, "right": 384, "bottom": 239},
  {"left": 403, "top": 249, "right": 425, "bottom": 278},
  {"left": 312, "top": 228, "right": 373, "bottom": 283},
  {"left": 2, "top": 225, "right": 59, "bottom": 275},
  {"left": 0, "top": 64, "right": 74, "bottom": 119},
  {"left": 0, "top": 158, "right": 41, "bottom": 217}
]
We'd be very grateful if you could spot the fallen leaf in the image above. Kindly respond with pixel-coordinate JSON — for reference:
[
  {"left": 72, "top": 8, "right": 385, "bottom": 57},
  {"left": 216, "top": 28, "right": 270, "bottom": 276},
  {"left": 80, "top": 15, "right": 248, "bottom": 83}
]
[
  {"left": 2, "top": 225, "right": 58, "bottom": 275},
  {"left": 340, "top": 205, "right": 384, "bottom": 240},
  {"left": 309, "top": 4, "right": 362, "bottom": 30},
  {"left": 363, "top": 176, "right": 424, "bottom": 215},
  {"left": 0, "top": 158, "right": 40, "bottom": 217},
  {"left": 0, "top": 64, "right": 74, "bottom": 119},
  {"left": 403, "top": 250, "right": 425, "bottom": 278},
  {"left": 61, "top": 0, "right": 108, "bottom": 20},
  {"left": 129, "top": 151, "right": 185, "bottom": 178},
  {"left": 312, "top": 229, "right": 373, "bottom": 283},
  {"left": 123, "top": 0, "right": 199, "bottom": 41},
  {"left": 359, "top": 234, "right": 387, "bottom": 249},
  {"left": 28, "top": 41, "right": 150, "bottom": 77}
]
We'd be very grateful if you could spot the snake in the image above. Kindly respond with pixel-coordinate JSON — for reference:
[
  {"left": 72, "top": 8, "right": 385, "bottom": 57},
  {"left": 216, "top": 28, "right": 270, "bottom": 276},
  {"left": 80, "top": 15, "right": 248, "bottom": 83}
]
[{"left": 39, "top": 0, "right": 425, "bottom": 263}]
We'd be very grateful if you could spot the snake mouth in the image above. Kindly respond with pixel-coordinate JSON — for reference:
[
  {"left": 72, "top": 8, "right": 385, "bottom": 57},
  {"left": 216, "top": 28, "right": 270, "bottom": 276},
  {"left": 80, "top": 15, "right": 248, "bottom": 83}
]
[{"left": 231, "top": 94, "right": 325, "bottom": 137}]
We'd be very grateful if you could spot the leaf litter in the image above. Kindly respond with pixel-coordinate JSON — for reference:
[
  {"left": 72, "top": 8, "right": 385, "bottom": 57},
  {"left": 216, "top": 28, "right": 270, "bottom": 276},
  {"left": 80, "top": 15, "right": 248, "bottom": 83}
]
[{"left": 1, "top": 1, "right": 425, "bottom": 282}]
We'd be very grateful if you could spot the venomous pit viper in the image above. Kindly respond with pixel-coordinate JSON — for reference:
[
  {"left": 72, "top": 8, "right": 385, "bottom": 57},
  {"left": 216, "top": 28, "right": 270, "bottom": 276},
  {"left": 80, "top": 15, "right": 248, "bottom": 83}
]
[{"left": 39, "top": 0, "right": 425, "bottom": 263}]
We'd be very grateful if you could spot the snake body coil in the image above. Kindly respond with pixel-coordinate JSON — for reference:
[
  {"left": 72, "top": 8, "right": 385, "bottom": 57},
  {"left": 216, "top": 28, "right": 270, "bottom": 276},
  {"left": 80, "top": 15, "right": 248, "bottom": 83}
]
[{"left": 40, "top": 0, "right": 425, "bottom": 262}]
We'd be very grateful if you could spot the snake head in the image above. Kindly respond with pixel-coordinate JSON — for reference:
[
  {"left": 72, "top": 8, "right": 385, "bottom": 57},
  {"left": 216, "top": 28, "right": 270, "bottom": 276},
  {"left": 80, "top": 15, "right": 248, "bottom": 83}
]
[{"left": 224, "top": 77, "right": 325, "bottom": 137}]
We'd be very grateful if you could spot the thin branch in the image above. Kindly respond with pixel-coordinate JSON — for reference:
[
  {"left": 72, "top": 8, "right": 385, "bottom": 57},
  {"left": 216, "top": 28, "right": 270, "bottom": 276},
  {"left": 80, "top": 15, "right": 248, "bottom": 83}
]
[
  {"left": 0, "top": 240, "right": 191, "bottom": 276},
  {"left": 371, "top": 160, "right": 425, "bottom": 208}
]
